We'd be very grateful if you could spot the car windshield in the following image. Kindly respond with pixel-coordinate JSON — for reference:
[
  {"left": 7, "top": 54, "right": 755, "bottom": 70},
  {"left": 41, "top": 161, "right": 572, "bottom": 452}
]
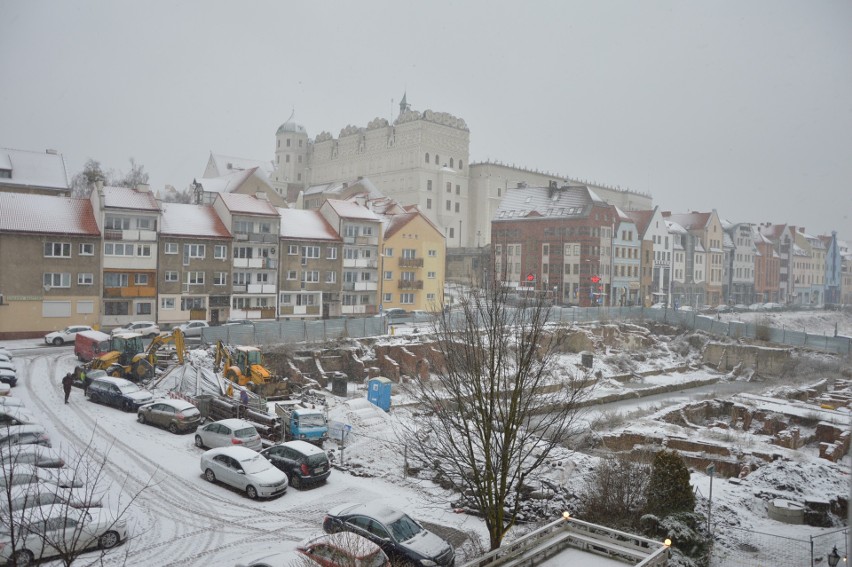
[
  {"left": 241, "top": 455, "right": 271, "bottom": 474},
  {"left": 234, "top": 427, "right": 257, "bottom": 439},
  {"left": 118, "top": 383, "right": 141, "bottom": 394},
  {"left": 387, "top": 514, "right": 422, "bottom": 542},
  {"left": 299, "top": 414, "right": 326, "bottom": 428}
]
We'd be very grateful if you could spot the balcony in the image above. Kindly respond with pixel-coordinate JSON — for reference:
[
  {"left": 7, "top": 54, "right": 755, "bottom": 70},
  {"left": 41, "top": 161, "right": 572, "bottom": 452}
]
[
  {"left": 342, "top": 258, "right": 378, "bottom": 268},
  {"left": 233, "top": 258, "right": 264, "bottom": 269},
  {"left": 354, "top": 282, "right": 377, "bottom": 291},
  {"left": 232, "top": 284, "right": 247, "bottom": 293},
  {"left": 399, "top": 257, "right": 424, "bottom": 268},
  {"left": 103, "top": 286, "right": 157, "bottom": 298},
  {"left": 103, "top": 229, "right": 156, "bottom": 242},
  {"left": 356, "top": 235, "right": 379, "bottom": 246},
  {"left": 398, "top": 279, "right": 423, "bottom": 290},
  {"left": 247, "top": 284, "right": 277, "bottom": 294}
]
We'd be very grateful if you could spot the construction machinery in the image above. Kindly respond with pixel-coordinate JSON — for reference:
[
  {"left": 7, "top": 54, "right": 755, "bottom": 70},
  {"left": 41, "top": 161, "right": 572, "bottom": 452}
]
[
  {"left": 214, "top": 340, "right": 276, "bottom": 391},
  {"left": 88, "top": 332, "right": 155, "bottom": 382},
  {"left": 143, "top": 328, "right": 187, "bottom": 368},
  {"left": 274, "top": 397, "right": 329, "bottom": 446}
]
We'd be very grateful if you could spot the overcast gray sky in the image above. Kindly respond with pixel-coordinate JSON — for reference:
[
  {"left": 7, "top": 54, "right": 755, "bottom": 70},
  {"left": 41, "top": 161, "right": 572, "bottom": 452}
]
[{"left": 1, "top": 0, "right": 850, "bottom": 237}]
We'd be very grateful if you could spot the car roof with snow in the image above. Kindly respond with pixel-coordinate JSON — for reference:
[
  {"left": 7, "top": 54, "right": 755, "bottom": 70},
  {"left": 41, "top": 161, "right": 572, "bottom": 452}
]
[
  {"left": 214, "top": 418, "right": 255, "bottom": 430},
  {"left": 280, "top": 440, "right": 325, "bottom": 455},
  {"left": 203, "top": 445, "right": 260, "bottom": 461},
  {"left": 329, "top": 502, "right": 406, "bottom": 524}
]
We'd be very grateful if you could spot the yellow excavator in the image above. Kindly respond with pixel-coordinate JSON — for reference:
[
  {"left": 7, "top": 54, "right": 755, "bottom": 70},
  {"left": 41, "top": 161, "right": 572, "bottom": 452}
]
[
  {"left": 214, "top": 340, "right": 272, "bottom": 391},
  {"left": 143, "top": 328, "right": 187, "bottom": 367},
  {"left": 89, "top": 332, "right": 155, "bottom": 382}
]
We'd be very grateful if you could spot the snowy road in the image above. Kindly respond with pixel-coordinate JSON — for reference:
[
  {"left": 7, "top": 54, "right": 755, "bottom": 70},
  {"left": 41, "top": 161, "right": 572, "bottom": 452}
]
[{"left": 10, "top": 350, "right": 480, "bottom": 566}]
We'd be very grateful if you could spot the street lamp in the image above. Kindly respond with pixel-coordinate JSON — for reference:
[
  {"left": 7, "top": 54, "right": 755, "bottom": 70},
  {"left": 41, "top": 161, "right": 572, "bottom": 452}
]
[{"left": 828, "top": 546, "right": 841, "bottom": 567}]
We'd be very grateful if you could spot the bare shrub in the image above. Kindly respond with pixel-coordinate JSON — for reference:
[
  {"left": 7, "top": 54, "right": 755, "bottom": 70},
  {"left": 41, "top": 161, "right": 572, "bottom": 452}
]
[{"left": 578, "top": 451, "right": 651, "bottom": 531}]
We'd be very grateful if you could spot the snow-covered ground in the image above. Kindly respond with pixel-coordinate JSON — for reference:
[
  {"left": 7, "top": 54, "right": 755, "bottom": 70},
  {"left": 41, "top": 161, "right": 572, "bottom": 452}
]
[{"left": 3, "top": 307, "right": 851, "bottom": 566}]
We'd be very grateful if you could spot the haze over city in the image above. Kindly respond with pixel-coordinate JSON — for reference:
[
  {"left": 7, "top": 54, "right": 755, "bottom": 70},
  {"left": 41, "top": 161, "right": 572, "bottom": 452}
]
[{"left": 1, "top": 0, "right": 850, "bottom": 237}]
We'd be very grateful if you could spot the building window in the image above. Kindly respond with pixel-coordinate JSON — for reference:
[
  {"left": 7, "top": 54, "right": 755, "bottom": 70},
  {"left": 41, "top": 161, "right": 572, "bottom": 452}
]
[
  {"left": 426, "top": 198, "right": 432, "bottom": 209},
  {"left": 446, "top": 182, "right": 451, "bottom": 193},
  {"left": 360, "top": 295, "right": 371, "bottom": 305},
  {"left": 301, "top": 271, "right": 319, "bottom": 282},
  {"left": 449, "top": 158, "right": 454, "bottom": 168},
  {"left": 384, "top": 248, "right": 393, "bottom": 257},
  {"left": 214, "top": 245, "right": 227, "bottom": 259},
  {"left": 258, "top": 223, "right": 271, "bottom": 234},
  {"left": 425, "top": 153, "right": 430, "bottom": 163},
  {"left": 137, "top": 244, "right": 152, "bottom": 257},
  {"left": 135, "top": 274, "right": 149, "bottom": 286},
  {"left": 214, "top": 272, "right": 227, "bottom": 286},
  {"left": 449, "top": 228, "right": 455, "bottom": 238},
  {"left": 286, "top": 138, "right": 291, "bottom": 147},
  {"left": 104, "top": 243, "right": 133, "bottom": 256},
  {"left": 458, "top": 160, "right": 463, "bottom": 170},
  {"left": 301, "top": 246, "right": 320, "bottom": 258},
  {"left": 285, "top": 155, "right": 290, "bottom": 163},
  {"left": 427, "top": 180, "right": 432, "bottom": 191},
  {"left": 161, "top": 298, "right": 175, "bottom": 309},
  {"left": 400, "top": 293, "right": 414, "bottom": 304},
  {"left": 43, "top": 273, "right": 70, "bottom": 288},
  {"left": 44, "top": 242, "right": 71, "bottom": 258},
  {"left": 455, "top": 184, "right": 460, "bottom": 195},
  {"left": 164, "top": 271, "right": 178, "bottom": 282},
  {"left": 288, "top": 245, "right": 299, "bottom": 255},
  {"left": 165, "top": 242, "right": 178, "bottom": 254},
  {"left": 104, "top": 216, "right": 130, "bottom": 230},
  {"left": 384, "top": 271, "right": 393, "bottom": 280},
  {"left": 104, "top": 301, "right": 129, "bottom": 316},
  {"left": 427, "top": 293, "right": 436, "bottom": 301},
  {"left": 234, "top": 220, "right": 251, "bottom": 234},
  {"left": 286, "top": 270, "right": 297, "bottom": 280},
  {"left": 79, "top": 243, "right": 95, "bottom": 256},
  {"left": 187, "top": 272, "right": 205, "bottom": 285},
  {"left": 427, "top": 271, "right": 437, "bottom": 279},
  {"left": 78, "top": 273, "right": 93, "bottom": 285},
  {"left": 136, "top": 303, "right": 152, "bottom": 315},
  {"left": 455, "top": 203, "right": 460, "bottom": 213},
  {"left": 446, "top": 200, "right": 451, "bottom": 211},
  {"left": 435, "top": 155, "right": 439, "bottom": 165},
  {"left": 402, "top": 249, "right": 416, "bottom": 259},
  {"left": 327, "top": 247, "right": 338, "bottom": 259},
  {"left": 325, "top": 271, "right": 337, "bottom": 283},
  {"left": 383, "top": 293, "right": 392, "bottom": 302},
  {"left": 104, "top": 273, "right": 129, "bottom": 287},
  {"left": 361, "top": 272, "right": 372, "bottom": 282},
  {"left": 181, "top": 297, "right": 205, "bottom": 310},
  {"left": 280, "top": 294, "right": 292, "bottom": 304},
  {"left": 428, "top": 249, "right": 437, "bottom": 257}
]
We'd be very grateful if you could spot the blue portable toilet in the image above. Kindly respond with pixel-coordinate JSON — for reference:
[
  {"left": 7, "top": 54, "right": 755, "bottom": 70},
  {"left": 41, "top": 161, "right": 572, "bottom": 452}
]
[{"left": 367, "top": 377, "right": 392, "bottom": 412}]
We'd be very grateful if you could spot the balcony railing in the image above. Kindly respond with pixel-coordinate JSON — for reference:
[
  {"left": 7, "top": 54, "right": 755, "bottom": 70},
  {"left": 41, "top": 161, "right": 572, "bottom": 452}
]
[
  {"left": 399, "top": 257, "right": 424, "bottom": 268},
  {"left": 103, "top": 286, "right": 157, "bottom": 298},
  {"left": 398, "top": 279, "right": 424, "bottom": 290}
]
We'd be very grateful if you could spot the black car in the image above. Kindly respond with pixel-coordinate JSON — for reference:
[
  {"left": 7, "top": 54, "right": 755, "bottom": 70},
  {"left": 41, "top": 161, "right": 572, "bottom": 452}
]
[
  {"left": 323, "top": 502, "right": 455, "bottom": 567},
  {"left": 0, "top": 369, "right": 17, "bottom": 387},
  {"left": 86, "top": 376, "right": 154, "bottom": 411},
  {"left": 260, "top": 440, "right": 330, "bottom": 489}
]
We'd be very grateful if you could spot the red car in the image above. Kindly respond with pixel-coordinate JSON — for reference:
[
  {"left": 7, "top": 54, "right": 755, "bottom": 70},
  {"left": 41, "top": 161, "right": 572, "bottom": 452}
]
[{"left": 298, "top": 532, "right": 389, "bottom": 567}]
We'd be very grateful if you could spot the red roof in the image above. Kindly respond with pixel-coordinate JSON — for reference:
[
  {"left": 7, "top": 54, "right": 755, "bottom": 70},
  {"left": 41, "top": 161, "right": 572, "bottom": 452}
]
[
  {"left": 626, "top": 209, "right": 654, "bottom": 235},
  {"left": 160, "top": 203, "right": 231, "bottom": 238},
  {"left": 102, "top": 185, "right": 160, "bottom": 211},
  {"left": 0, "top": 192, "right": 99, "bottom": 236}
]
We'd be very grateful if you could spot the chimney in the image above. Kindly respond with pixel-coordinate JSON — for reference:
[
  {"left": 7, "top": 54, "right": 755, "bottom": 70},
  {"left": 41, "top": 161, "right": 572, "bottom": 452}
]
[
  {"left": 136, "top": 183, "right": 151, "bottom": 193},
  {"left": 45, "top": 149, "right": 58, "bottom": 155},
  {"left": 255, "top": 191, "right": 268, "bottom": 200}
]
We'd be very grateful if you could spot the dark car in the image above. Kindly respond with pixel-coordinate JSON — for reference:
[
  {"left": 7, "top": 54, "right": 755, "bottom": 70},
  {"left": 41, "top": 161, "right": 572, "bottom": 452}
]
[
  {"left": 86, "top": 376, "right": 154, "bottom": 411},
  {"left": 323, "top": 502, "right": 455, "bottom": 567},
  {"left": 260, "top": 440, "right": 331, "bottom": 489},
  {"left": 0, "top": 368, "right": 17, "bottom": 388}
]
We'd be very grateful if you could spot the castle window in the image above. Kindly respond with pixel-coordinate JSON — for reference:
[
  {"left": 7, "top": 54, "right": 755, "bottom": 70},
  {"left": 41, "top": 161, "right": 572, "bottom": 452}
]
[
  {"left": 449, "top": 158, "right": 454, "bottom": 168},
  {"left": 459, "top": 160, "right": 463, "bottom": 170},
  {"left": 425, "top": 153, "right": 429, "bottom": 163},
  {"left": 435, "top": 154, "right": 439, "bottom": 165}
]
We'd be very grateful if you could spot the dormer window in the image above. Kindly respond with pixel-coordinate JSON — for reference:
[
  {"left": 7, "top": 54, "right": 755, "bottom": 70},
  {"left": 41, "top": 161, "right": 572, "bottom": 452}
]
[{"left": 0, "top": 168, "right": 10, "bottom": 179}]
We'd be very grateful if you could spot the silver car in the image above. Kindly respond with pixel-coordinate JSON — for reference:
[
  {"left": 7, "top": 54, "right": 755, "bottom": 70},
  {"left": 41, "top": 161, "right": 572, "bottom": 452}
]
[
  {"left": 200, "top": 446, "right": 288, "bottom": 499},
  {"left": 194, "top": 419, "right": 262, "bottom": 451},
  {"left": 177, "top": 320, "right": 209, "bottom": 338}
]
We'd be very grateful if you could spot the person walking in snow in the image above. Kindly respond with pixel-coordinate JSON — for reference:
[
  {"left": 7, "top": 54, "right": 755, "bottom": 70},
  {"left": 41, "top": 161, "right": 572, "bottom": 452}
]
[
  {"left": 239, "top": 388, "right": 249, "bottom": 418},
  {"left": 61, "top": 372, "right": 74, "bottom": 404}
]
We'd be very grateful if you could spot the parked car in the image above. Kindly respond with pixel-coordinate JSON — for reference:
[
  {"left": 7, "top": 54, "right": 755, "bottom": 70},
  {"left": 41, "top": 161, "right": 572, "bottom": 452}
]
[
  {"left": 44, "top": 325, "right": 94, "bottom": 346},
  {"left": 0, "top": 348, "right": 11, "bottom": 359},
  {"left": 234, "top": 551, "right": 308, "bottom": 567},
  {"left": 0, "top": 383, "right": 10, "bottom": 397},
  {"left": 200, "top": 446, "right": 288, "bottom": 499},
  {"left": 733, "top": 304, "right": 749, "bottom": 312},
  {"left": 0, "top": 406, "right": 37, "bottom": 426},
  {"left": 678, "top": 305, "right": 694, "bottom": 312},
  {"left": 0, "top": 368, "right": 17, "bottom": 388},
  {"left": 0, "top": 504, "right": 126, "bottom": 566},
  {"left": 222, "top": 319, "right": 254, "bottom": 326},
  {"left": 260, "top": 440, "right": 331, "bottom": 489},
  {"left": 383, "top": 308, "right": 408, "bottom": 320},
  {"left": 86, "top": 376, "right": 154, "bottom": 412},
  {"left": 0, "top": 353, "right": 13, "bottom": 363},
  {"left": 0, "top": 360, "right": 16, "bottom": 372},
  {"left": 298, "top": 532, "right": 390, "bottom": 567},
  {"left": 0, "top": 396, "right": 25, "bottom": 408},
  {"left": 748, "top": 303, "right": 765, "bottom": 311},
  {"left": 323, "top": 502, "right": 455, "bottom": 567},
  {"left": 714, "top": 304, "right": 731, "bottom": 313},
  {"left": 1, "top": 484, "right": 101, "bottom": 513},
  {"left": 763, "top": 302, "right": 784, "bottom": 311},
  {"left": 195, "top": 419, "right": 262, "bottom": 451},
  {"left": 111, "top": 321, "right": 160, "bottom": 338},
  {"left": 0, "top": 424, "right": 50, "bottom": 448},
  {"left": 137, "top": 399, "right": 202, "bottom": 433},
  {"left": 0, "top": 464, "right": 82, "bottom": 489},
  {"left": 0, "top": 445, "right": 65, "bottom": 468},
  {"left": 177, "top": 320, "right": 209, "bottom": 338},
  {"left": 74, "top": 329, "right": 111, "bottom": 362}
]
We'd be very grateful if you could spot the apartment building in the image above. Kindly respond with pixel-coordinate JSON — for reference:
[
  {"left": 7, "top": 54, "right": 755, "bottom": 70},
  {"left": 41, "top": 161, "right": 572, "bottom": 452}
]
[
  {"left": 277, "top": 208, "right": 343, "bottom": 319},
  {"left": 0, "top": 147, "right": 70, "bottom": 196},
  {"left": 213, "top": 193, "right": 280, "bottom": 321},
  {"left": 663, "top": 211, "right": 724, "bottom": 306},
  {"left": 89, "top": 184, "right": 161, "bottom": 329},
  {"left": 0, "top": 193, "right": 101, "bottom": 339},
  {"left": 379, "top": 206, "right": 446, "bottom": 312},
  {"left": 724, "top": 222, "right": 757, "bottom": 305},
  {"left": 628, "top": 207, "right": 671, "bottom": 307},
  {"left": 158, "top": 203, "right": 233, "bottom": 326},
  {"left": 318, "top": 199, "right": 382, "bottom": 316},
  {"left": 752, "top": 227, "right": 781, "bottom": 303},
  {"left": 611, "top": 208, "right": 641, "bottom": 306},
  {"left": 491, "top": 182, "right": 616, "bottom": 307}
]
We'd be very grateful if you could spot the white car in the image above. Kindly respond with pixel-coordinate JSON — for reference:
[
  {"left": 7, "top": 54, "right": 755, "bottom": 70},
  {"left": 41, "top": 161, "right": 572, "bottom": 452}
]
[
  {"left": 200, "top": 446, "right": 288, "bottom": 499},
  {"left": 0, "top": 445, "right": 65, "bottom": 468},
  {"left": 0, "top": 396, "right": 25, "bottom": 408},
  {"left": 177, "top": 320, "right": 209, "bottom": 338},
  {"left": 194, "top": 419, "right": 262, "bottom": 451},
  {"left": 0, "top": 464, "right": 82, "bottom": 489},
  {"left": 0, "top": 505, "right": 126, "bottom": 566},
  {"left": 1, "top": 484, "right": 100, "bottom": 513},
  {"left": 0, "top": 406, "right": 38, "bottom": 426},
  {"left": 0, "top": 424, "right": 50, "bottom": 448},
  {"left": 0, "top": 353, "right": 13, "bottom": 363},
  {"left": 44, "top": 325, "right": 94, "bottom": 346},
  {"left": 0, "top": 360, "right": 16, "bottom": 372},
  {"left": 111, "top": 321, "right": 160, "bottom": 338}
]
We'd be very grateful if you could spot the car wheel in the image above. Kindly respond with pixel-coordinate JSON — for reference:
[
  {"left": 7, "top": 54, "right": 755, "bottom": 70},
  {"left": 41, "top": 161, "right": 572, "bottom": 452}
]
[
  {"left": 147, "top": 332, "right": 157, "bottom": 339},
  {"left": 122, "top": 401, "right": 132, "bottom": 412},
  {"left": 137, "top": 413, "right": 146, "bottom": 424},
  {"left": 290, "top": 475, "right": 301, "bottom": 489},
  {"left": 195, "top": 435, "right": 204, "bottom": 448},
  {"left": 168, "top": 422, "right": 178, "bottom": 434},
  {"left": 246, "top": 485, "right": 258, "bottom": 499},
  {"left": 204, "top": 468, "right": 216, "bottom": 482},
  {"left": 52, "top": 337, "right": 63, "bottom": 346},
  {"left": 98, "top": 530, "right": 120, "bottom": 549},
  {"left": 11, "top": 549, "right": 34, "bottom": 567}
]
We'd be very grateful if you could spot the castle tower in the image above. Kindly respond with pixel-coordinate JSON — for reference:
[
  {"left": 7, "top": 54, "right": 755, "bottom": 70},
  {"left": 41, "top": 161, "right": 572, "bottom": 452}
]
[{"left": 272, "top": 111, "right": 310, "bottom": 201}]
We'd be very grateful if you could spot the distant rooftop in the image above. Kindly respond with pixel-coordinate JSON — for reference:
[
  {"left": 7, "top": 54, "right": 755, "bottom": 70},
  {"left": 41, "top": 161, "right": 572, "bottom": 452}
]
[{"left": 0, "top": 147, "right": 69, "bottom": 192}]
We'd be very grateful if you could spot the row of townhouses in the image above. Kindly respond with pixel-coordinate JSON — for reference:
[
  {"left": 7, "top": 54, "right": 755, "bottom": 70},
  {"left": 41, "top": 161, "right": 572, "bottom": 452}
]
[
  {"left": 491, "top": 182, "right": 851, "bottom": 309},
  {"left": 0, "top": 183, "right": 445, "bottom": 338}
]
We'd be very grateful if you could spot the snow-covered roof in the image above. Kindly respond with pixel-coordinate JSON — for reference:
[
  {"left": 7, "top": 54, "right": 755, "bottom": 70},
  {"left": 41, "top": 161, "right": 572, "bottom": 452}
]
[
  {"left": 0, "top": 192, "right": 99, "bottom": 236},
  {"left": 277, "top": 208, "right": 340, "bottom": 241},
  {"left": 102, "top": 185, "right": 160, "bottom": 211},
  {"left": 195, "top": 168, "right": 258, "bottom": 195},
  {"left": 304, "top": 177, "right": 383, "bottom": 199},
  {"left": 324, "top": 199, "right": 381, "bottom": 222},
  {"left": 662, "top": 211, "right": 711, "bottom": 231},
  {"left": 217, "top": 192, "right": 279, "bottom": 217},
  {"left": 494, "top": 184, "right": 604, "bottom": 220},
  {"left": 0, "top": 148, "right": 69, "bottom": 191},
  {"left": 208, "top": 153, "right": 274, "bottom": 178},
  {"left": 160, "top": 203, "right": 231, "bottom": 238}
]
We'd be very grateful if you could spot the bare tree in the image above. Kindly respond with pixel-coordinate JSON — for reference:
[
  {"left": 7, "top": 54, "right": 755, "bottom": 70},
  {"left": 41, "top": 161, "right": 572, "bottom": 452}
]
[
  {"left": 0, "top": 427, "right": 153, "bottom": 566},
  {"left": 111, "top": 157, "right": 149, "bottom": 189},
  {"left": 69, "top": 159, "right": 107, "bottom": 198},
  {"left": 400, "top": 285, "right": 594, "bottom": 550}
]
